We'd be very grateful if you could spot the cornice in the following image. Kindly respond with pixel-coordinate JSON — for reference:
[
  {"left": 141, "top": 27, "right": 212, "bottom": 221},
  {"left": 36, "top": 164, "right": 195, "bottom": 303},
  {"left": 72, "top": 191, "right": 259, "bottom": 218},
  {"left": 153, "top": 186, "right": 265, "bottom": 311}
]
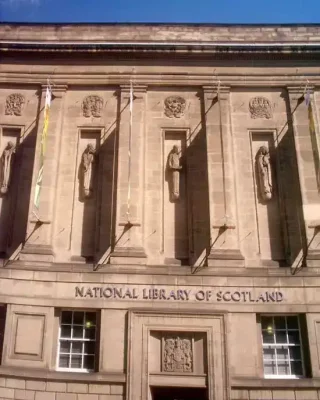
[
  {"left": 1, "top": 74, "right": 319, "bottom": 88},
  {"left": 2, "top": 42, "right": 320, "bottom": 57}
]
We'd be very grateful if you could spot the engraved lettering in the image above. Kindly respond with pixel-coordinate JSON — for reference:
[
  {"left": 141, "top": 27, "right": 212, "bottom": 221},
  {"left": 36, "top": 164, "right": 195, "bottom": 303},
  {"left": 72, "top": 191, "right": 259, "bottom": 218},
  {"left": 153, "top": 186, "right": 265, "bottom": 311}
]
[
  {"left": 184, "top": 290, "right": 191, "bottom": 301},
  {"left": 75, "top": 286, "right": 84, "bottom": 297},
  {"left": 223, "top": 292, "right": 232, "bottom": 302},
  {"left": 168, "top": 290, "right": 177, "bottom": 300},
  {"left": 103, "top": 288, "right": 113, "bottom": 298},
  {"left": 276, "top": 292, "right": 283, "bottom": 302},
  {"left": 231, "top": 291, "right": 241, "bottom": 302},
  {"left": 114, "top": 288, "right": 123, "bottom": 299},
  {"left": 195, "top": 290, "right": 205, "bottom": 301},
  {"left": 123, "top": 288, "right": 133, "bottom": 299}
]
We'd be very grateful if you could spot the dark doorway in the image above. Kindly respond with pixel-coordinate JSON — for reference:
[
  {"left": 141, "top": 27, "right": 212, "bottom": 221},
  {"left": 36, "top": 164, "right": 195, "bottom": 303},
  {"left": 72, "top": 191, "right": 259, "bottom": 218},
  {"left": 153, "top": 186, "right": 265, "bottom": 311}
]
[{"left": 151, "top": 386, "right": 207, "bottom": 400}]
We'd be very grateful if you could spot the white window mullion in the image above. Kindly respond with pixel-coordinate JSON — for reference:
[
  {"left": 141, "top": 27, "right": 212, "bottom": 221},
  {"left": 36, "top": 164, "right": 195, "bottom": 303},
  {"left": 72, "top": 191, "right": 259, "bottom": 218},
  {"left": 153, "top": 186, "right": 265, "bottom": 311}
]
[
  {"left": 262, "top": 315, "right": 304, "bottom": 379},
  {"left": 57, "top": 310, "right": 97, "bottom": 372}
]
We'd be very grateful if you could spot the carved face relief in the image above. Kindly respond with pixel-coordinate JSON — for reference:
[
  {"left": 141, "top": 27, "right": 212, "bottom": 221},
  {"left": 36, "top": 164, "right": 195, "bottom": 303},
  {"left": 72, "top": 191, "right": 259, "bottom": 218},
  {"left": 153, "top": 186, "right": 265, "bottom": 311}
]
[
  {"left": 164, "top": 96, "right": 186, "bottom": 118},
  {"left": 249, "top": 97, "right": 272, "bottom": 119},
  {"left": 162, "top": 335, "right": 193, "bottom": 373},
  {"left": 5, "top": 93, "right": 25, "bottom": 116},
  {"left": 82, "top": 95, "right": 103, "bottom": 118}
]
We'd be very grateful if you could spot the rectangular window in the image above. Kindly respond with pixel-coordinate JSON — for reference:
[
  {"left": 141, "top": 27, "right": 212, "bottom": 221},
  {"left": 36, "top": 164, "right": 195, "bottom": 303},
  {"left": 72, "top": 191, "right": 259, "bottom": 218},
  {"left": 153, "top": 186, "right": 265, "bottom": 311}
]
[
  {"left": 261, "top": 315, "right": 305, "bottom": 378},
  {"left": 57, "top": 310, "right": 98, "bottom": 372}
]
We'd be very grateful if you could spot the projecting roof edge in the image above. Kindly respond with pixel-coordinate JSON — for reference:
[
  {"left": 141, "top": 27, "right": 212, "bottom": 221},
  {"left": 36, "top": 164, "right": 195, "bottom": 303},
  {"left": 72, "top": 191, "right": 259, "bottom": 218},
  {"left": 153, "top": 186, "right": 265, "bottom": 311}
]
[{"left": 2, "top": 41, "right": 320, "bottom": 54}]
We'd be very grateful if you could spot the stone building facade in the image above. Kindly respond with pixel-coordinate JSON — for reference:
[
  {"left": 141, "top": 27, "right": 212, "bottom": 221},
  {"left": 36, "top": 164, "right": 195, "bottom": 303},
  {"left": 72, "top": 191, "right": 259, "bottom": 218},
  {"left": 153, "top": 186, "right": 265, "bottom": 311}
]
[{"left": 0, "top": 23, "right": 320, "bottom": 400}]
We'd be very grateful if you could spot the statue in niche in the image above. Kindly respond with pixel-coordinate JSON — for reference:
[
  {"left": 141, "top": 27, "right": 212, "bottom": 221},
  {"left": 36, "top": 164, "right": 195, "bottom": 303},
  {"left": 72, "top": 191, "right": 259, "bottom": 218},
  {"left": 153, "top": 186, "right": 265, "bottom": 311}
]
[
  {"left": 81, "top": 143, "right": 96, "bottom": 198},
  {"left": 5, "top": 93, "right": 25, "bottom": 116},
  {"left": 257, "top": 146, "right": 272, "bottom": 201},
  {"left": 168, "top": 145, "right": 182, "bottom": 201},
  {"left": 163, "top": 336, "right": 193, "bottom": 373},
  {"left": 82, "top": 95, "right": 103, "bottom": 118},
  {"left": 0, "top": 141, "right": 16, "bottom": 195},
  {"left": 249, "top": 96, "right": 272, "bottom": 119}
]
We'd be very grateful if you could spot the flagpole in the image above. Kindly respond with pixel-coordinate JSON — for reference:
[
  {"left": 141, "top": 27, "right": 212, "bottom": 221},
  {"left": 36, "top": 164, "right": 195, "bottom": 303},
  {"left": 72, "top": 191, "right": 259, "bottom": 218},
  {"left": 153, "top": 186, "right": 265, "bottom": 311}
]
[{"left": 33, "top": 81, "right": 52, "bottom": 218}]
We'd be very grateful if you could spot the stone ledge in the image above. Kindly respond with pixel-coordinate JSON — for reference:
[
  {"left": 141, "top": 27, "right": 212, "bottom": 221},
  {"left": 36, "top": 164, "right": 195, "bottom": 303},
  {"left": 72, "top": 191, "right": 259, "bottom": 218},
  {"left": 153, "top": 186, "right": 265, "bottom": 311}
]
[
  {"left": 0, "top": 366, "right": 126, "bottom": 384},
  {"left": 20, "top": 245, "right": 54, "bottom": 256},
  {"left": 208, "top": 249, "right": 245, "bottom": 260},
  {"left": 231, "top": 376, "right": 320, "bottom": 388},
  {"left": 4, "top": 261, "right": 320, "bottom": 278}
]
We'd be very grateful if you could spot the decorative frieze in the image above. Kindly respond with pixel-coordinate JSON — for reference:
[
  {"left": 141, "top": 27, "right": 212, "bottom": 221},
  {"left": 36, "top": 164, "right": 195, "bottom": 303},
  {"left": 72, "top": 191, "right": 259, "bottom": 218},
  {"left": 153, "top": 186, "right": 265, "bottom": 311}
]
[
  {"left": 162, "top": 334, "right": 193, "bottom": 372},
  {"left": 82, "top": 95, "right": 103, "bottom": 118},
  {"left": 164, "top": 96, "right": 186, "bottom": 118},
  {"left": 249, "top": 96, "right": 272, "bottom": 119},
  {"left": 5, "top": 93, "right": 25, "bottom": 116}
]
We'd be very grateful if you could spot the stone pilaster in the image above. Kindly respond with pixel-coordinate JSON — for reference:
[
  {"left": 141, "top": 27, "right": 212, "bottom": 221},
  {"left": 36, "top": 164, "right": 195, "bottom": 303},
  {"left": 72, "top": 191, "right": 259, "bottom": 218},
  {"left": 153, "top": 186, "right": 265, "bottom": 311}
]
[
  {"left": 20, "top": 84, "right": 68, "bottom": 262},
  {"left": 110, "top": 85, "right": 147, "bottom": 265},
  {"left": 287, "top": 86, "right": 320, "bottom": 266},
  {"left": 203, "top": 85, "right": 244, "bottom": 267}
]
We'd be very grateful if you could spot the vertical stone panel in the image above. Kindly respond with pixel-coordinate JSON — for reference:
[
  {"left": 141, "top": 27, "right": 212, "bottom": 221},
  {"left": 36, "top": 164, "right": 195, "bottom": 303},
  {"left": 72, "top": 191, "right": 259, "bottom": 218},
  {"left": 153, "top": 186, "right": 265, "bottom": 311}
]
[
  {"left": 250, "top": 132, "right": 284, "bottom": 261},
  {"left": 21, "top": 85, "right": 68, "bottom": 262},
  {"left": 70, "top": 130, "right": 101, "bottom": 260},
  {"left": 287, "top": 86, "right": 319, "bottom": 267},
  {"left": 163, "top": 131, "right": 188, "bottom": 263},
  {"left": 203, "top": 86, "right": 243, "bottom": 267},
  {"left": 110, "top": 85, "right": 147, "bottom": 265}
]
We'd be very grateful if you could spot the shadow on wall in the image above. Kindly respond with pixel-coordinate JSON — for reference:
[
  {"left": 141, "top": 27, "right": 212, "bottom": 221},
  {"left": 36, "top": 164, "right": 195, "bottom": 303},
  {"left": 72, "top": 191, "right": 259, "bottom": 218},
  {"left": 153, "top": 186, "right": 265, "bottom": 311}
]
[
  {"left": 0, "top": 126, "right": 37, "bottom": 261},
  {"left": 162, "top": 92, "right": 211, "bottom": 267},
  {"left": 252, "top": 133, "right": 286, "bottom": 263},
  {"left": 185, "top": 125, "right": 211, "bottom": 267},
  {"left": 277, "top": 92, "right": 307, "bottom": 268},
  {"left": 79, "top": 127, "right": 118, "bottom": 262}
]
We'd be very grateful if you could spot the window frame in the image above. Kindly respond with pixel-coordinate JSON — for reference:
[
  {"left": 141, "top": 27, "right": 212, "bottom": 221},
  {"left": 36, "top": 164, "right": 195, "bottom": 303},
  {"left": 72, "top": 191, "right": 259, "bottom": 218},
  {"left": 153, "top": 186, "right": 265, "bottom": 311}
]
[
  {"left": 56, "top": 309, "right": 99, "bottom": 373},
  {"left": 260, "top": 314, "right": 306, "bottom": 379}
]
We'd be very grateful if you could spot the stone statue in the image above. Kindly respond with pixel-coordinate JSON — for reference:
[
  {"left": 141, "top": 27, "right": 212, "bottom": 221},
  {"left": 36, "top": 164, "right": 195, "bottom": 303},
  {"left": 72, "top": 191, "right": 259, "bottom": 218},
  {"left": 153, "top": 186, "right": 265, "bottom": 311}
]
[
  {"left": 257, "top": 146, "right": 272, "bottom": 201},
  {"left": 81, "top": 143, "right": 96, "bottom": 198},
  {"left": 168, "top": 145, "right": 182, "bottom": 201},
  {"left": 0, "top": 141, "right": 16, "bottom": 195}
]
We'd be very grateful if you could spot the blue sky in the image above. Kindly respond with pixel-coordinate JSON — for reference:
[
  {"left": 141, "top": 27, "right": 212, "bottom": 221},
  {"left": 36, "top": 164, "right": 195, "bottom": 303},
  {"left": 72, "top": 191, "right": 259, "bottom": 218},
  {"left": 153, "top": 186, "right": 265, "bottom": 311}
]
[{"left": 0, "top": 0, "right": 320, "bottom": 24}]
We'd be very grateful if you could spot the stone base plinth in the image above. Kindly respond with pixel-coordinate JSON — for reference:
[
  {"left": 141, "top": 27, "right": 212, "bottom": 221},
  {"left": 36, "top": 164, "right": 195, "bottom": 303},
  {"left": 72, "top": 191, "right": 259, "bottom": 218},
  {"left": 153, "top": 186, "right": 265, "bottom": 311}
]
[
  {"left": 20, "top": 244, "right": 54, "bottom": 263},
  {"left": 307, "top": 250, "right": 320, "bottom": 267},
  {"left": 208, "top": 249, "right": 244, "bottom": 267},
  {"left": 110, "top": 247, "right": 147, "bottom": 265}
]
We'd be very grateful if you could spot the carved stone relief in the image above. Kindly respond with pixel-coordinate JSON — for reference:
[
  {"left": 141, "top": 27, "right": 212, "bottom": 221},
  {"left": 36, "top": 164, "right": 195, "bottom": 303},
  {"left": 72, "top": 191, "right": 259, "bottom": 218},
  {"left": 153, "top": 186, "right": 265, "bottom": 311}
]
[
  {"left": 167, "top": 145, "right": 182, "bottom": 201},
  {"left": 256, "top": 146, "right": 272, "bottom": 201},
  {"left": 81, "top": 143, "right": 96, "bottom": 198},
  {"left": 0, "top": 141, "right": 16, "bottom": 195},
  {"left": 249, "top": 97, "right": 272, "bottom": 119},
  {"left": 82, "top": 95, "right": 103, "bottom": 118},
  {"left": 164, "top": 96, "right": 186, "bottom": 118},
  {"left": 162, "top": 335, "right": 193, "bottom": 373},
  {"left": 5, "top": 93, "right": 25, "bottom": 116}
]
